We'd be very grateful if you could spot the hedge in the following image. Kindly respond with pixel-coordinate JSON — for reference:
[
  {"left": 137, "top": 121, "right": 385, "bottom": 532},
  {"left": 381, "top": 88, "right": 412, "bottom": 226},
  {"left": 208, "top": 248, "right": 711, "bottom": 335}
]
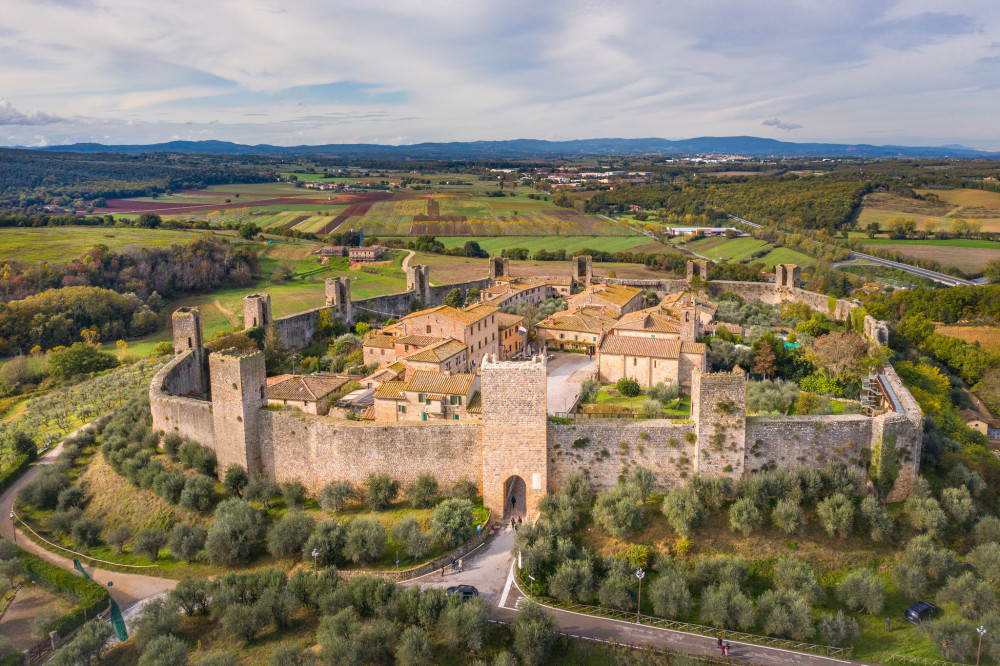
[
  {"left": 18, "top": 549, "right": 109, "bottom": 638},
  {"left": 0, "top": 453, "right": 31, "bottom": 496}
]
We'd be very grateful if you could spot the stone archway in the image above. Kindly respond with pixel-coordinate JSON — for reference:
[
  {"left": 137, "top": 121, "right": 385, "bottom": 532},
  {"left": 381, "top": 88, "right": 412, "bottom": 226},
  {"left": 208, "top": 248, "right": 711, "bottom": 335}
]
[{"left": 503, "top": 475, "right": 526, "bottom": 520}]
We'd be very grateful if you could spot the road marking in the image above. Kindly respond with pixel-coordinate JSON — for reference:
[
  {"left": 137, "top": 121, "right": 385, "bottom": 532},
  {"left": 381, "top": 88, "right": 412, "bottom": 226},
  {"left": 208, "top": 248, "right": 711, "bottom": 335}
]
[{"left": 499, "top": 562, "right": 515, "bottom": 609}]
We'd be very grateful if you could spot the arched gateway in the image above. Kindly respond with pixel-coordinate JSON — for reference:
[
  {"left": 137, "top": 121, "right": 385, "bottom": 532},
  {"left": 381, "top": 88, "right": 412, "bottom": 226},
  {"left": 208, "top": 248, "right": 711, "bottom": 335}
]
[{"left": 503, "top": 475, "right": 527, "bottom": 520}]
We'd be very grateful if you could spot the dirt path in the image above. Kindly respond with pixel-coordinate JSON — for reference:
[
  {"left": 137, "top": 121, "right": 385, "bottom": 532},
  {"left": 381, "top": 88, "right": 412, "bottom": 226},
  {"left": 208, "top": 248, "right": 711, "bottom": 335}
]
[
  {"left": 214, "top": 299, "right": 239, "bottom": 327},
  {"left": 0, "top": 423, "right": 177, "bottom": 611}
]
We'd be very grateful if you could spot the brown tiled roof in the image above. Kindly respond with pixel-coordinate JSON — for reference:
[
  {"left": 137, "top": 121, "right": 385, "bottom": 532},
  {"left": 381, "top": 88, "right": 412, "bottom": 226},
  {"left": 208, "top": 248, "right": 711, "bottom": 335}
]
[
  {"left": 404, "top": 371, "right": 474, "bottom": 395},
  {"left": 394, "top": 334, "right": 445, "bottom": 347},
  {"left": 570, "top": 283, "right": 641, "bottom": 307},
  {"left": 615, "top": 307, "right": 681, "bottom": 334},
  {"left": 401, "top": 304, "right": 497, "bottom": 326},
  {"left": 266, "top": 374, "right": 292, "bottom": 386},
  {"left": 361, "top": 406, "right": 375, "bottom": 420},
  {"left": 599, "top": 335, "right": 704, "bottom": 358},
  {"left": 660, "top": 292, "right": 718, "bottom": 315},
  {"left": 496, "top": 312, "right": 525, "bottom": 329},
  {"left": 405, "top": 339, "right": 466, "bottom": 363},
  {"left": 538, "top": 306, "right": 617, "bottom": 334},
  {"left": 268, "top": 374, "right": 355, "bottom": 401},
  {"left": 373, "top": 381, "right": 407, "bottom": 400},
  {"left": 466, "top": 391, "right": 482, "bottom": 414},
  {"left": 364, "top": 335, "right": 395, "bottom": 349}
]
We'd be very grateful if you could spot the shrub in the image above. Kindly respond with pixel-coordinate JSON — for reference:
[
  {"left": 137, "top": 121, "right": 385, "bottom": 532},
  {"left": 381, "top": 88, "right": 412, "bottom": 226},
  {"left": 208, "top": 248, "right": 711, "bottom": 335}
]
[
  {"left": 938, "top": 572, "right": 996, "bottom": 621},
  {"left": 430, "top": 498, "right": 474, "bottom": 548},
  {"left": 941, "top": 485, "right": 976, "bottom": 525},
  {"left": 281, "top": 481, "right": 307, "bottom": 509},
  {"left": 396, "top": 625, "right": 433, "bottom": 666},
  {"left": 450, "top": 478, "right": 478, "bottom": 500},
  {"left": 177, "top": 440, "right": 216, "bottom": 476},
  {"left": 919, "top": 618, "right": 975, "bottom": 662},
  {"left": 773, "top": 558, "right": 823, "bottom": 604},
  {"left": 303, "top": 519, "right": 346, "bottom": 568},
  {"left": 205, "top": 499, "right": 265, "bottom": 565},
  {"left": 616, "top": 377, "right": 641, "bottom": 397},
  {"left": 905, "top": 495, "right": 948, "bottom": 537},
  {"left": 405, "top": 473, "right": 439, "bottom": 509},
  {"left": 512, "top": 600, "right": 559, "bottom": 666},
  {"left": 161, "top": 433, "right": 183, "bottom": 460},
  {"left": 661, "top": 485, "right": 705, "bottom": 536},
  {"left": 969, "top": 543, "right": 1000, "bottom": 586},
  {"left": 320, "top": 481, "right": 354, "bottom": 512},
  {"left": 179, "top": 474, "right": 216, "bottom": 512},
  {"left": 152, "top": 469, "right": 185, "bottom": 504},
  {"left": 133, "top": 597, "right": 180, "bottom": 649},
  {"left": 267, "top": 513, "right": 315, "bottom": 559},
  {"left": 21, "top": 468, "right": 68, "bottom": 509},
  {"left": 343, "top": 518, "right": 386, "bottom": 564},
  {"left": 894, "top": 565, "right": 928, "bottom": 601},
  {"left": 71, "top": 517, "right": 103, "bottom": 547},
  {"left": 975, "top": 516, "right": 1000, "bottom": 546},
  {"left": 363, "top": 473, "right": 400, "bottom": 510},
  {"left": 694, "top": 555, "right": 748, "bottom": 589},
  {"left": 858, "top": 496, "right": 893, "bottom": 543},
  {"left": 701, "top": 582, "right": 755, "bottom": 630},
  {"left": 57, "top": 486, "right": 86, "bottom": 512},
  {"left": 638, "top": 398, "right": 663, "bottom": 417},
  {"left": 598, "top": 558, "right": 636, "bottom": 610},
  {"left": 624, "top": 466, "right": 656, "bottom": 501},
  {"left": 108, "top": 526, "right": 131, "bottom": 554},
  {"left": 757, "top": 589, "right": 814, "bottom": 640},
  {"left": 837, "top": 569, "right": 884, "bottom": 614},
  {"left": 135, "top": 529, "right": 168, "bottom": 563},
  {"left": 549, "top": 558, "right": 596, "bottom": 603},
  {"left": 771, "top": 498, "right": 804, "bottom": 534},
  {"left": 900, "top": 535, "right": 958, "bottom": 586},
  {"left": 948, "top": 464, "right": 985, "bottom": 497},
  {"left": 647, "top": 382, "right": 679, "bottom": 403},
  {"left": 816, "top": 493, "right": 853, "bottom": 537},
  {"left": 222, "top": 465, "right": 248, "bottom": 496},
  {"left": 818, "top": 611, "right": 860, "bottom": 647},
  {"left": 167, "top": 524, "right": 206, "bottom": 563},
  {"left": 593, "top": 484, "right": 644, "bottom": 538},
  {"left": 243, "top": 475, "right": 280, "bottom": 508},
  {"left": 728, "top": 497, "right": 762, "bottom": 536},
  {"left": 649, "top": 568, "right": 692, "bottom": 619},
  {"left": 392, "top": 516, "right": 431, "bottom": 561},
  {"left": 49, "top": 620, "right": 112, "bottom": 665}
]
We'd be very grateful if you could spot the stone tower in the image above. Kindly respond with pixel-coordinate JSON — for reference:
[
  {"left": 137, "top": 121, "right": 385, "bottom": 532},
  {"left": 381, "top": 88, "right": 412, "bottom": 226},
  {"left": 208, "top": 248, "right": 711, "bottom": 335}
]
[
  {"left": 573, "top": 255, "right": 593, "bottom": 288},
  {"left": 686, "top": 259, "right": 709, "bottom": 284},
  {"left": 406, "top": 264, "right": 431, "bottom": 303},
  {"left": 863, "top": 315, "right": 890, "bottom": 346},
  {"left": 171, "top": 307, "right": 207, "bottom": 393},
  {"left": 489, "top": 256, "right": 510, "bottom": 279},
  {"left": 325, "top": 277, "right": 353, "bottom": 321},
  {"left": 480, "top": 354, "right": 548, "bottom": 520},
  {"left": 692, "top": 368, "right": 747, "bottom": 479},
  {"left": 775, "top": 264, "right": 801, "bottom": 289},
  {"left": 209, "top": 348, "right": 266, "bottom": 475},
  {"left": 678, "top": 296, "right": 701, "bottom": 342},
  {"left": 243, "top": 293, "right": 272, "bottom": 330}
]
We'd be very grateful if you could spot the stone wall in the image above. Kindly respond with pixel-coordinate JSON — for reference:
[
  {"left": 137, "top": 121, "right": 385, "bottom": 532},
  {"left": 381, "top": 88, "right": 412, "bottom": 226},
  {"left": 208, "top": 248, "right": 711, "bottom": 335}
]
[
  {"left": 706, "top": 281, "right": 858, "bottom": 321},
  {"left": 149, "top": 351, "right": 216, "bottom": 447},
  {"left": 745, "top": 416, "right": 872, "bottom": 473},
  {"left": 209, "top": 349, "right": 266, "bottom": 474},
  {"left": 547, "top": 420, "right": 697, "bottom": 492},
  {"left": 875, "top": 365, "right": 924, "bottom": 502},
  {"left": 257, "top": 411, "right": 482, "bottom": 494},
  {"left": 692, "top": 369, "right": 747, "bottom": 479},
  {"left": 273, "top": 306, "right": 329, "bottom": 350}
]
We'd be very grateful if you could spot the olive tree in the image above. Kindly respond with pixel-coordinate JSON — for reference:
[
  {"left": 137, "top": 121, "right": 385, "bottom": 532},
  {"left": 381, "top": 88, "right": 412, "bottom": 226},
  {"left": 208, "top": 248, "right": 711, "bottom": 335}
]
[
  {"left": 405, "top": 473, "right": 439, "bottom": 509},
  {"left": 728, "top": 497, "right": 762, "bottom": 537},
  {"left": 392, "top": 516, "right": 431, "bottom": 561},
  {"left": 593, "top": 484, "right": 644, "bottom": 538},
  {"left": 430, "top": 499, "right": 474, "bottom": 549},
  {"left": 168, "top": 524, "right": 207, "bottom": 563},
  {"left": 701, "top": 582, "right": 754, "bottom": 630},
  {"left": 661, "top": 485, "right": 705, "bottom": 536},
  {"left": 816, "top": 493, "right": 854, "bottom": 537},
  {"left": 266, "top": 513, "right": 315, "bottom": 559},
  {"left": 205, "top": 499, "right": 265, "bottom": 565},
  {"left": 343, "top": 518, "right": 386, "bottom": 564},
  {"left": 837, "top": 569, "right": 884, "bottom": 614},
  {"left": 512, "top": 600, "right": 559, "bottom": 666},
  {"left": 818, "top": 611, "right": 860, "bottom": 647},
  {"left": 757, "top": 589, "right": 814, "bottom": 640}
]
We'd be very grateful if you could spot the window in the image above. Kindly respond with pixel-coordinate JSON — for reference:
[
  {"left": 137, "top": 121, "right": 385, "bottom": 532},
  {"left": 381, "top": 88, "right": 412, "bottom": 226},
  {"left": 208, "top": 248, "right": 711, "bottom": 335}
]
[
  {"left": 187, "top": 337, "right": 193, "bottom": 348},
  {"left": 398, "top": 405, "right": 406, "bottom": 413},
  {"left": 633, "top": 358, "right": 637, "bottom": 366},
  {"left": 421, "top": 412, "right": 427, "bottom": 421},
  {"left": 426, "top": 325, "right": 431, "bottom": 334},
  {"left": 418, "top": 393, "right": 425, "bottom": 403},
  {"left": 453, "top": 414, "right": 459, "bottom": 420},
  {"left": 559, "top": 333, "right": 564, "bottom": 339}
]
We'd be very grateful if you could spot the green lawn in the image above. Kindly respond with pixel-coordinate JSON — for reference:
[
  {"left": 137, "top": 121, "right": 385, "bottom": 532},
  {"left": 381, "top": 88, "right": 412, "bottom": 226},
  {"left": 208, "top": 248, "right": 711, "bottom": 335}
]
[
  {"left": 593, "top": 390, "right": 691, "bottom": 416},
  {"left": 417, "top": 235, "right": 658, "bottom": 256},
  {"left": 753, "top": 247, "right": 816, "bottom": 267},
  {"left": 683, "top": 236, "right": 773, "bottom": 262},
  {"left": 862, "top": 238, "right": 1000, "bottom": 249}
]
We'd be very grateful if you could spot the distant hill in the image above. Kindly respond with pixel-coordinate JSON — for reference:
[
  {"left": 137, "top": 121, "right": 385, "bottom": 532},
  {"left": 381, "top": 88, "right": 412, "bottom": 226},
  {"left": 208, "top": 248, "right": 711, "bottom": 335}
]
[{"left": 28, "top": 136, "right": 1000, "bottom": 159}]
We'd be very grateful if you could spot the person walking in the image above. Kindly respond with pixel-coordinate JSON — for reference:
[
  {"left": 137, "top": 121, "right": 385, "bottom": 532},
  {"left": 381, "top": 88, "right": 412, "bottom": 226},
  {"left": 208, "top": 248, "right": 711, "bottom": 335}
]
[
  {"left": 885, "top": 617, "right": 891, "bottom": 632},
  {"left": 723, "top": 641, "right": 730, "bottom": 657},
  {"left": 450, "top": 556, "right": 456, "bottom": 571},
  {"left": 716, "top": 637, "right": 723, "bottom": 651},
  {"left": 440, "top": 564, "right": 445, "bottom": 578},
  {"left": 458, "top": 558, "right": 464, "bottom": 572}
]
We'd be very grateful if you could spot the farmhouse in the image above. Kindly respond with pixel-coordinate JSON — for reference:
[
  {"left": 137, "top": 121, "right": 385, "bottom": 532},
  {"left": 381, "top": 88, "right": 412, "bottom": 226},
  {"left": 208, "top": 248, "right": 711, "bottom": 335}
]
[{"left": 349, "top": 245, "right": 386, "bottom": 262}]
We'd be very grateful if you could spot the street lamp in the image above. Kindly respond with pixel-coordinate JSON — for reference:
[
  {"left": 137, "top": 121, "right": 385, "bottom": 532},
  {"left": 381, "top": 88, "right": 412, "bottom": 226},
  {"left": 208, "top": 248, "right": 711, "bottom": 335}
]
[
  {"left": 636, "top": 568, "right": 646, "bottom": 624},
  {"left": 977, "top": 626, "right": 987, "bottom": 666},
  {"left": 312, "top": 549, "right": 319, "bottom": 572},
  {"left": 9, "top": 512, "right": 14, "bottom": 544}
]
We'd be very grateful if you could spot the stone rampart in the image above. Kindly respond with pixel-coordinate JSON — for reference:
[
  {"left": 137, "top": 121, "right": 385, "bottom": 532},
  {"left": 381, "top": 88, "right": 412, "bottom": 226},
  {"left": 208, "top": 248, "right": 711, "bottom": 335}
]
[
  {"left": 547, "top": 420, "right": 697, "bottom": 491},
  {"left": 257, "top": 411, "right": 483, "bottom": 494},
  {"left": 149, "top": 350, "right": 216, "bottom": 447},
  {"left": 706, "top": 281, "right": 858, "bottom": 321},
  {"left": 745, "top": 415, "right": 872, "bottom": 473},
  {"left": 875, "top": 365, "right": 924, "bottom": 502}
]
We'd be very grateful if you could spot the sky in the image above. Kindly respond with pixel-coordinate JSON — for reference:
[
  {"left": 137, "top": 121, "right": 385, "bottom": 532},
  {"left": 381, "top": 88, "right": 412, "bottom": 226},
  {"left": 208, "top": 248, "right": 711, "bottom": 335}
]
[{"left": 1, "top": 0, "right": 999, "bottom": 149}]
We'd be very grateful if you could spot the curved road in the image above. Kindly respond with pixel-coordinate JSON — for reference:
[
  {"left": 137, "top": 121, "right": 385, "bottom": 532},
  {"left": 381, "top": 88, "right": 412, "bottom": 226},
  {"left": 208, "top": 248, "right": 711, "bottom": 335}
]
[{"left": 0, "top": 426, "right": 176, "bottom": 611}]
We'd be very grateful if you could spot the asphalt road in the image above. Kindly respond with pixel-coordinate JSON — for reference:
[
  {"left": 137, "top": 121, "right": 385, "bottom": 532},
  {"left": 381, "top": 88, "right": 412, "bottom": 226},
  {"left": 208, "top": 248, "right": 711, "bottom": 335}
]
[
  {"left": 0, "top": 424, "right": 176, "bottom": 611},
  {"left": 545, "top": 352, "right": 595, "bottom": 414}
]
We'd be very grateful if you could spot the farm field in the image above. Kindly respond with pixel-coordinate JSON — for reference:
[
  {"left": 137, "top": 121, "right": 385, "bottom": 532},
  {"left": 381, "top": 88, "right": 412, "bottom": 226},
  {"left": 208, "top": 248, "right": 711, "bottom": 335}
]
[
  {"left": 857, "top": 191, "right": 1000, "bottom": 233},
  {"left": 753, "top": 246, "right": 815, "bottom": 267},
  {"left": 431, "top": 235, "right": 663, "bottom": 255},
  {"left": 917, "top": 187, "right": 1000, "bottom": 209},
  {"left": 935, "top": 324, "right": 1000, "bottom": 353},
  {"left": 681, "top": 236, "right": 772, "bottom": 262},
  {"left": 0, "top": 226, "right": 238, "bottom": 263},
  {"left": 862, "top": 241, "right": 1000, "bottom": 272},
  {"left": 862, "top": 238, "right": 1000, "bottom": 249}
]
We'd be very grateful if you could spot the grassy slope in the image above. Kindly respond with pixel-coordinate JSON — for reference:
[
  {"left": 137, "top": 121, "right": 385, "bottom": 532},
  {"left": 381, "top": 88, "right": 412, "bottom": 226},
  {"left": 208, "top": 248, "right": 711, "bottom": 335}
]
[
  {"left": 426, "top": 235, "right": 658, "bottom": 255},
  {"left": 0, "top": 227, "right": 239, "bottom": 263},
  {"left": 683, "top": 236, "right": 773, "bottom": 261}
]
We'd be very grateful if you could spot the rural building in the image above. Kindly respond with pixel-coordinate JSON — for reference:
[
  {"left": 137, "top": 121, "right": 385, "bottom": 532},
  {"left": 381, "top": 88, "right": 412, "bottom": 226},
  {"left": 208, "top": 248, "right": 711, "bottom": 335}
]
[
  {"left": 372, "top": 371, "right": 480, "bottom": 422},
  {"left": 497, "top": 312, "right": 526, "bottom": 359},
  {"left": 402, "top": 339, "right": 469, "bottom": 374},
  {"left": 596, "top": 335, "right": 706, "bottom": 390},
  {"left": 319, "top": 246, "right": 348, "bottom": 257},
  {"left": 349, "top": 245, "right": 387, "bottom": 262},
  {"left": 267, "top": 373, "right": 357, "bottom": 415},
  {"left": 535, "top": 306, "right": 617, "bottom": 354},
  {"left": 362, "top": 333, "right": 446, "bottom": 368},
  {"left": 964, "top": 410, "right": 1000, "bottom": 440},
  {"left": 568, "top": 283, "right": 645, "bottom": 315},
  {"left": 389, "top": 304, "right": 500, "bottom": 369}
]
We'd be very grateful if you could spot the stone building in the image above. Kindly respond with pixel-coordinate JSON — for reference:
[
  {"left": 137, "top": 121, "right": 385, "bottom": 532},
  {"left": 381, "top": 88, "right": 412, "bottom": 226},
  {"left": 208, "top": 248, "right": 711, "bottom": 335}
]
[
  {"left": 372, "top": 371, "right": 480, "bottom": 422},
  {"left": 267, "top": 373, "right": 357, "bottom": 415},
  {"left": 535, "top": 306, "right": 617, "bottom": 354},
  {"left": 497, "top": 312, "right": 526, "bottom": 359},
  {"left": 596, "top": 336, "right": 706, "bottom": 390},
  {"left": 389, "top": 304, "right": 500, "bottom": 369},
  {"left": 568, "top": 283, "right": 645, "bottom": 315}
]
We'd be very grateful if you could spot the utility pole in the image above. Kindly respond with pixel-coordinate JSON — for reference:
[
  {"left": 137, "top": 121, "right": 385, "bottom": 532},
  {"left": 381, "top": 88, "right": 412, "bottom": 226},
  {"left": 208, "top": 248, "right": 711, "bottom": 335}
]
[
  {"left": 636, "top": 568, "right": 645, "bottom": 624},
  {"left": 977, "top": 626, "right": 987, "bottom": 666}
]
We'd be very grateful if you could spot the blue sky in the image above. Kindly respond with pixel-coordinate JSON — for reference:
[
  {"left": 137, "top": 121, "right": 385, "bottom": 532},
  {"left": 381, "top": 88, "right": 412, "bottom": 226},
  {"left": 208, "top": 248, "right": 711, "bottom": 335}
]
[{"left": 1, "top": 1, "right": 998, "bottom": 149}]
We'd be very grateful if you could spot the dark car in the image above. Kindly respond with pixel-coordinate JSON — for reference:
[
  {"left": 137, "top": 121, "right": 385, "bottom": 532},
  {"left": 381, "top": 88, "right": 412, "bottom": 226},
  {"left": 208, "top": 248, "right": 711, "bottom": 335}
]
[
  {"left": 904, "top": 602, "right": 940, "bottom": 625},
  {"left": 446, "top": 585, "right": 480, "bottom": 600}
]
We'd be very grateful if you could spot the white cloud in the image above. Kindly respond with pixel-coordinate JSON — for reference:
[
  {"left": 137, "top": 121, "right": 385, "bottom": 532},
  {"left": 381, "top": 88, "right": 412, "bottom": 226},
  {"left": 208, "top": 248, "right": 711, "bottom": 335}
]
[
  {"left": 0, "top": 98, "right": 66, "bottom": 125},
  {"left": 762, "top": 119, "right": 803, "bottom": 131}
]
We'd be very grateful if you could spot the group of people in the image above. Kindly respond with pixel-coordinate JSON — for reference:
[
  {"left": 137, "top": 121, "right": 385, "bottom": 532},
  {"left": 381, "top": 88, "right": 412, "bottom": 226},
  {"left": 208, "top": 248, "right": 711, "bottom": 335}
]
[
  {"left": 716, "top": 637, "right": 732, "bottom": 657},
  {"left": 439, "top": 556, "right": 463, "bottom": 577}
]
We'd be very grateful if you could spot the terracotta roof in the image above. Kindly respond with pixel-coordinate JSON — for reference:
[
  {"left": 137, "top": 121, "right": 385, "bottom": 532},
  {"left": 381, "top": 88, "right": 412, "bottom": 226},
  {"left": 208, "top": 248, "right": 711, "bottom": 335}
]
[
  {"left": 615, "top": 307, "right": 681, "bottom": 334},
  {"left": 599, "top": 335, "right": 707, "bottom": 359},
  {"left": 401, "top": 304, "right": 497, "bottom": 326},
  {"left": 394, "top": 334, "right": 445, "bottom": 347},
  {"left": 373, "top": 381, "right": 407, "bottom": 400},
  {"left": 361, "top": 406, "right": 375, "bottom": 420},
  {"left": 405, "top": 339, "right": 466, "bottom": 363},
  {"left": 364, "top": 364, "right": 404, "bottom": 383},
  {"left": 266, "top": 374, "right": 292, "bottom": 386},
  {"left": 268, "top": 374, "right": 355, "bottom": 401},
  {"left": 466, "top": 391, "right": 482, "bottom": 414},
  {"left": 364, "top": 335, "right": 395, "bottom": 349},
  {"left": 660, "top": 292, "right": 718, "bottom": 315},
  {"left": 404, "top": 370, "right": 474, "bottom": 395},
  {"left": 570, "top": 283, "right": 641, "bottom": 307},
  {"left": 538, "top": 306, "right": 617, "bottom": 334},
  {"left": 496, "top": 312, "right": 525, "bottom": 329}
]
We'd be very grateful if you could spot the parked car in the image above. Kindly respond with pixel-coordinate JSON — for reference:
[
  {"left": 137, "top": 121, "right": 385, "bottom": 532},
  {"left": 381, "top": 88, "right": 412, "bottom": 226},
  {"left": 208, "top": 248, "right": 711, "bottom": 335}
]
[
  {"left": 904, "top": 602, "right": 940, "bottom": 625},
  {"left": 446, "top": 585, "right": 479, "bottom": 600}
]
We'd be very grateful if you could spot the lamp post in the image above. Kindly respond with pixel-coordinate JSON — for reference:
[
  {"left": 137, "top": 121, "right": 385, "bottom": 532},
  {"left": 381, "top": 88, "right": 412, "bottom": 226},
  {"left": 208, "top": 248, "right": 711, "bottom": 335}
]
[
  {"left": 977, "top": 625, "right": 987, "bottom": 666},
  {"left": 9, "top": 511, "right": 14, "bottom": 544},
  {"left": 636, "top": 568, "right": 646, "bottom": 624},
  {"left": 312, "top": 549, "right": 319, "bottom": 573}
]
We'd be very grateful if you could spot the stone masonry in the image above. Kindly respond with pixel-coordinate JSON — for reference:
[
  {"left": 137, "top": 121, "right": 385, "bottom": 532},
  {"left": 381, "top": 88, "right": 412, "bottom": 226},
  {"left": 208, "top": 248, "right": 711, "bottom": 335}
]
[{"left": 692, "top": 368, "right": 747, "bottom": 479}]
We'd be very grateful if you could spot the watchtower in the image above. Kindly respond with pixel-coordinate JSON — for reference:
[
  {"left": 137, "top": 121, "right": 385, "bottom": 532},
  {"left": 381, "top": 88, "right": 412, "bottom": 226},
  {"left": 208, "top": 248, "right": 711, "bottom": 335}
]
[
  {"left": 481, "top": 354, "right": 548, "bottom": 521},
  {"left": 863, "top": 315, "right": 890, "bottom": 346},
  {"left": 171, "top": 307, "right": 208, "bottom": 394},
  {"left": 489, "top": 256, "right": 510, "bottom": 279},
  {"left": 686, "top": 259, "right": 709, "bottom": 284},
  {"left": 325, "top": 277, "right": 353, "bottom": 321},
  {"left": 678, "top": 296, "right": 701, "bottom": 342},
  {"left": 573, "top": 255, "right": 593, "bottom": 288},
  {"left": 406, "top": 264, "right": 431, "bottom": 303},
  {"left": 243, "top": 293, "right": 272, "bottom": 330},
  {"left": 775, "top": 264, "right": 801, "bottom": 289},
  {"left": 692, "top": 368, "right": 747, "bottom": 479},
  {"left": 209, "top": 348, "right": 266, "bottom": 475}
]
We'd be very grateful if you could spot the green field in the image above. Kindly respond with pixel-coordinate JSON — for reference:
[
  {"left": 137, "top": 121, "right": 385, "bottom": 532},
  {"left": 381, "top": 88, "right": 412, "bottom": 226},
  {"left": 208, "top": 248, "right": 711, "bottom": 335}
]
[
  {"left": 0, "top": 227, "right": 238, "bottom": 263},
  {"left": 862, "top": 238, "right": 1000, "bottom": 249},
  {"left": 429, "top": 235, "right": 662, "bottom": 255},
  {"left": 753, "top": 247, "right": 816, "bottom": 267},
  {"left": 682, "top": 236, "right": 773, "bottom": 262}
]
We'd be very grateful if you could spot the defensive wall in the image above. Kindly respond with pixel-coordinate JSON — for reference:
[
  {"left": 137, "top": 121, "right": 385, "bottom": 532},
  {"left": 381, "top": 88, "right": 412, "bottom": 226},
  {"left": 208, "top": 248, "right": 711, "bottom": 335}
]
[{"left": 151, "top": 262, "right": 923, "bottom": 518}]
